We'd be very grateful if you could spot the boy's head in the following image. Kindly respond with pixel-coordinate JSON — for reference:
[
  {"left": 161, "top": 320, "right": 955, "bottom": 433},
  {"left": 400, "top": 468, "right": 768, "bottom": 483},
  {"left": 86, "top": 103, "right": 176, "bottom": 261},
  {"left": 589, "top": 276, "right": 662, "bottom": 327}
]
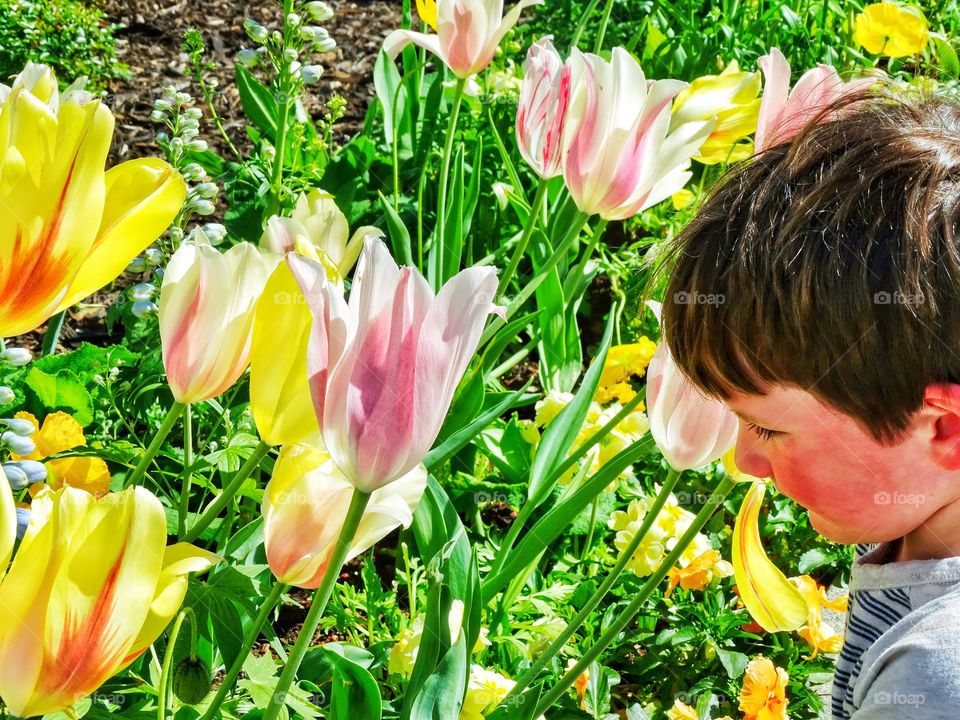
[{"left": 660, "top": 90, "right": 960, "bottom": 549}]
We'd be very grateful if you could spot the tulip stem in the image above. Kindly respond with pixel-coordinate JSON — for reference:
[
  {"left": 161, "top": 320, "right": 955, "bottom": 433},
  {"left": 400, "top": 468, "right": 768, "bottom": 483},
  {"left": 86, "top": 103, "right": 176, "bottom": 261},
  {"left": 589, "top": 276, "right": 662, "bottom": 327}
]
[
  {"left": 496, "top": 177, "right": 549, "bottom": 302},
  {"left": 269, "top": 0, "right": 296, "bottom": 215},
  {"left": 263, "top": 488, "right": 372, "bottom": 720},
  {"left": 158, "top": 607, "right": 193, "bottom": 720},
  {"left": 199, "top": 581, "right": 287, "bottom": 720},
  {"left": 505, "top": 468, "right": 682, "bottom": 701},
  {"left": 177, "top": 403, "right": 193, "bottom": 538},
  {"left": 497, "top": 472, "right": 737, "bottom": 716},
  {"left": 125, "top": 402, "right": 185, "bottom": 488},
  {"left": 431, "top": 75, "right": 467, "bottom": 290},
  {"left": 184, "top": 439, "right": 271, "bottom": 543}
]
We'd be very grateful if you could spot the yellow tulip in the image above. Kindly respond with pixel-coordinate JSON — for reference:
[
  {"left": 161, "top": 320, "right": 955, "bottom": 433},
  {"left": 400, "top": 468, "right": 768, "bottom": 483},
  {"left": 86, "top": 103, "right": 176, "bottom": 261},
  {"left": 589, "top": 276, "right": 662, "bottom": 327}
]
[
  {"left": 854, "top": 3, "right": 929, "bottom": 58},
  {"left": 0, "top": 474, "right": 217, "bottom": 717},
  {"left": 671, "top": 60, "right": 761, "bottom": 165},
  {"left": 249, "top": 263, "right": 320, "bottom": 446},
  {"left": 0, "top": 62, "right": 185, "bottom": 338},
  {"left": 12, "top": 411, "right": 112, "bottom": 496},
  {"left": 417, "top": 0, "right": 438, "bottom": 30},
  {"left": 263, "top": 443, "right": 426, "bottom": 588}
]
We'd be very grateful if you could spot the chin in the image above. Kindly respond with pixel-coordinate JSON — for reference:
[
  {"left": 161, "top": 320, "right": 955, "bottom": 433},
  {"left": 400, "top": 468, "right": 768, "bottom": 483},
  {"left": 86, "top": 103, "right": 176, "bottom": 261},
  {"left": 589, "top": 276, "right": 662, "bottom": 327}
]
[{"left": 807, "top": 511, "right": 864, "bottom": 544}]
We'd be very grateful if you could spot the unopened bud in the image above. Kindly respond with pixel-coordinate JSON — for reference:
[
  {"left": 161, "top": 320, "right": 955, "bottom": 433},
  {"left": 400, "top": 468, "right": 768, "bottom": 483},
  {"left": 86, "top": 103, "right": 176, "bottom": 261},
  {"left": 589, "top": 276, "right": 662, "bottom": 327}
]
[
  {"left": 2, "top": 463, "right": 28, "bottom": 491},
  {"left": 144, "top": 248, "right": 164, "bottom": 266},
  {"left": 0, "top": 348, "right": 31, "bottom": 367},
  {"left": 127, "top": 257, "right": 148, "bottom": 273},
  {"left": 1, "top": 432, "right": 35, "bottom": 456},
  {"left": 130, "top": 283, "right": 155, "bottom": 302},
  {"left": 1, "top": 418, "right": 35, "bottom": 436},
  {"left": 305, "top": 2, "right": 334, "bottom": 22},
  {"left": 244, "top": 18, "right": 269, "bottom": 42},
  {"left": 0, "top": 387, "right": 14, "bottom": 405},
  {"left": 172, "top": 657, "right": 213, "bottom": 704},
  {"left": 4, "top": 460, "right": 46, "bottom": 484},
  {"left": 237, "top": 49, "right": 259, "bottom": 67},
  {"left": 301, "top": 65, "right": 323, "bottom": 84},
  {"left": 193, "top": 182, "right": 218, "bottom": 199},
  {"left": 132, "top": 300, "right": 159, "bottom": 319}
]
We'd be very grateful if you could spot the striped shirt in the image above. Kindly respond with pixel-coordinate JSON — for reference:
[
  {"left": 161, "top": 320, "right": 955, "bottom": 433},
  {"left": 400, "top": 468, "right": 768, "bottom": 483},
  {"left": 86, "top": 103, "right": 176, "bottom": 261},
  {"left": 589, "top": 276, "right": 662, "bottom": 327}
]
[{"left": 832, "top": 542, "right": 960, "bottom": 719}]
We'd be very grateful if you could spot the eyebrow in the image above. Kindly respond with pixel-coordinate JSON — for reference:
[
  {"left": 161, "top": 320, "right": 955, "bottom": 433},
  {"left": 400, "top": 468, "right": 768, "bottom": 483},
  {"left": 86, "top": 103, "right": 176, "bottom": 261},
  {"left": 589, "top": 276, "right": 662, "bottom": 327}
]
[{"left": 731, "top": 411, "right": 768, "bottom": 427}]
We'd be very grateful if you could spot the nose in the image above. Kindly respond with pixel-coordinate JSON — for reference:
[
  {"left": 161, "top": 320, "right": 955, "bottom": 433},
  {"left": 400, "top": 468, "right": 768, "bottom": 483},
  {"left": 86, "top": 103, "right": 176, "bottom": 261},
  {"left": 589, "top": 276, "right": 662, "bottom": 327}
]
[{"left": 734, "top": 423, "right": 773, "bottom": 479}]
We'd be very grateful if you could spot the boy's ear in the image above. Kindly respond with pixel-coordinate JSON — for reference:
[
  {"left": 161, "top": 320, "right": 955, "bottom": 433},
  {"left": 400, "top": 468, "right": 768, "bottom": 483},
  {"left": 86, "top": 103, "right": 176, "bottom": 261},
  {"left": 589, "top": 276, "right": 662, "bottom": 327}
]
[{"left": 923, "top": 383, "right": 960, "bottom": 470}]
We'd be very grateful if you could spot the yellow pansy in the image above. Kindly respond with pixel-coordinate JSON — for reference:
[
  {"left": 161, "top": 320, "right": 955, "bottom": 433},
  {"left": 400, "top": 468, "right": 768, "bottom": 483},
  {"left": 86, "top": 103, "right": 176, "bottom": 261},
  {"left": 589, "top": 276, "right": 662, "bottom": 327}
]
[
  {"left": 671, "top": 188, "right": 696, "bottom": 210},
  {"left": 665, "top": 548, "right": 734, "bottom": 598},
  {"left": 789, "top": 574, "right": 847, "bottom": 658},
  {"left": 854, "top": 3, "right": 929, "bottom": 58},
  {"left": 666, "top": 699, "right": 698, "bottom": 720},
  {"left": 671, "top": 60, "right": 761, "bottom": 165},
  {"left": 597, "top": 338, "right": 658, "bottom": 389},
  {"left": 11, "top": 411, "right": 111, "bottom": 496},
  {"left": 739, "top": 656, "right": 789, "bottom": 720}
]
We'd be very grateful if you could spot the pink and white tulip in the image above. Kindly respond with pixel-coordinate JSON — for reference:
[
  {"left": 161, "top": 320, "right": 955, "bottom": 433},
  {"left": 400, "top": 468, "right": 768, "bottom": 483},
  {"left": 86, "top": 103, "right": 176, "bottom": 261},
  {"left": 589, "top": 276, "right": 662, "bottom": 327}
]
[
  {"left": 287, "top": 236, "right": 502, "bottom": 493},
  {"left": 516, "top": 37, "right": 572, "bottom": 179},
  {"left": 383, "top": 0, "right": 543, "bottom": 79},
  {"left": 159, "top": 236, "right": 276, "bottom": 404},
  {"left": 263, "top": 443, "right": 426, "bottom": 589},
  {"left": 562, "top": 48, "right": 714, "bottom": 220},
  {"left": 755, "top": 47, "right": 874, "bottom": 151}
]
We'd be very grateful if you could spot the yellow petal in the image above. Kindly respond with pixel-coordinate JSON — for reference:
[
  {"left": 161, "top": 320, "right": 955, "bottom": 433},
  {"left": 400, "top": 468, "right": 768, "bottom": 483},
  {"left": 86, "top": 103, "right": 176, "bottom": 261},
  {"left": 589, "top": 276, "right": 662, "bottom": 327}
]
[
  {"left": 35, "top": 410, "right": 86, "bottom": 456},
  {"left": 732, "top": 481, "right": 808, "bottom": 632},
  {"left": 46, "top": 456, "right": 112, "bottom": 496},
  {"left": 0, "top": 466, "right": 15, "bottom": 579},
  {"left": 721, "top": 445, "right": 757, "bottom": 483},
  {"left": 56, "top": 158, "right": 186, "bottom": 312},
  {"left": 249, "top": 263, "right": 321, "bottom": 446},
  {"left": 416, "top": 0, "right": 438, "bottom": 30}
]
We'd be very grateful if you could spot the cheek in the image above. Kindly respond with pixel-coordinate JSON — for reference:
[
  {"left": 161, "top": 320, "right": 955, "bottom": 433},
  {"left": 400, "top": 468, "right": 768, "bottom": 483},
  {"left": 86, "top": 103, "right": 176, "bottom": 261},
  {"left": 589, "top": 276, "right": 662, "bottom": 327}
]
[{"left": 766, "top": 439, "right": 858, "bottom": 511}]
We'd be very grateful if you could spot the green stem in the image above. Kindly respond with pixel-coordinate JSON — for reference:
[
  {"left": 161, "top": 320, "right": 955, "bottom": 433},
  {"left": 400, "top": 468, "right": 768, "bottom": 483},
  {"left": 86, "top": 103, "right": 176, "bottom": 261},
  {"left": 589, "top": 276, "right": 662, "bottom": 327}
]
[
  {"left": 430, "top": 76, "right": 467, "bottom": 289},
  {"left": 594, "top": 0, "right": 616, "bottom": 52},
  {"left": 269, "top": 0, "right": 296, "bottom": 214},
  {"left": 263, "top": 489, "right": 372, "bottom": 720},
  {"left": 506, "top": 468, "right": 682, "bottom": 699},
  {"left": 41, "top": 310, "right": 66, "bottom": 356},
  {"left": 199, "top": 582, "right": 287, "bottom": 720},
  {"left": 479, "top": 210, "right": 591, "bottom": 347},
  {"left": 581, "top": 493, "right": 601, "bottom": 561},
  {"left": 496, "top": 178, "right": 549, "bottom": 302},
  {"left": 178, "top": 403, "right": 193, "bottom": 538},
  {"left": 569, "top": 0, "right": 602, "bottom": 52},
  {"left": 125, "top": 402, "right": 184, "bottom": 488},
  {"left": 157, "top": 608, "right": 191, "bottom": 720},
  {"left": 562, "top": 219, "right": 607, "bottom": 301},
  {"left": 517, "top": 473, "right": 736, "bottom": 715},
  {"left": 184, "top": 440, "right": 271, "bottom": 542}
]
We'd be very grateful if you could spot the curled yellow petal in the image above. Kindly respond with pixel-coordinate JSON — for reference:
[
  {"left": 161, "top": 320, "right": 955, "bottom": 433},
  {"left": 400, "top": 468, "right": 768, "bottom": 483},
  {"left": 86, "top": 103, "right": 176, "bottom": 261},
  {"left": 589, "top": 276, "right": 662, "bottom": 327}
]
[
  {"left": 416, "top": 0, "right": 438, "bottom": 30},
  {"left": 0, "top": 466, "right": 15, "bottom": 579},
  {"left": 733, "top": 481, "right": 808, "bottom": 632}
]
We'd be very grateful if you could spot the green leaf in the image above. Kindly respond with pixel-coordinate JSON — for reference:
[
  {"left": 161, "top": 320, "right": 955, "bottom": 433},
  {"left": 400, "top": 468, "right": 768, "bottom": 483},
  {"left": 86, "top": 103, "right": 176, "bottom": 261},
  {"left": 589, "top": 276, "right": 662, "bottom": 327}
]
[
  {"left": 716, "top": 647, "right": 749, "bottom": 680},
  {"left": 931, "top": 33, "right": 959, "bottom": 78},
  {"left": 325, "top": 648, "right": 383, "bottom": 720},
  {"left": 24, "top": 367, "right": 93, "bottom": 425},
  {"left": 236, "top": 64, "right": 279, "bottom": 139},
  {"left": 378, "top": 191, "right": 414, "bottom": 267},
  {"left": 526, "top": 311, "right": 615, "bottom": 509},
  {"left": 373, "top": 49, "right": 406, "bottom": 145},
  {"left": 798, "top": 547, "right": 833, "bottom": 574}
]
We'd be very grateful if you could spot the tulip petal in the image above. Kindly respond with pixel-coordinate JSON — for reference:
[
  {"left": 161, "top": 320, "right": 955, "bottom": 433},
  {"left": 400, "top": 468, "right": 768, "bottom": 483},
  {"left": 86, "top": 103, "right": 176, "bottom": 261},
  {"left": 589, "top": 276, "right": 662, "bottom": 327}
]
[
  {"left": 56, "top": 158, "right": 186, "bottom": 311},
  {"left": 383, "top": 28, "right": 445, "bottom": 66},
  {"left": 250, "top": 263, "right": 321, "bottom": 446},
  {"left": 0, "top": 466, "right": 15, "bottom": 580},
  {"left": 732, "top": 481, "right": 808, "bottom": 632},
  {"left": 756, "top": 48, "right": 791, "bottom": 151}
]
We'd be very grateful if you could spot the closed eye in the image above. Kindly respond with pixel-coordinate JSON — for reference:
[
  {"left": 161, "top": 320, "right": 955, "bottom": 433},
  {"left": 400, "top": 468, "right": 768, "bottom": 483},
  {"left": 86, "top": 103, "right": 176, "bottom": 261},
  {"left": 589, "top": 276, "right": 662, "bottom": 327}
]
[{"left": 746, "top": 421, "right": 781, "bottom": 441}]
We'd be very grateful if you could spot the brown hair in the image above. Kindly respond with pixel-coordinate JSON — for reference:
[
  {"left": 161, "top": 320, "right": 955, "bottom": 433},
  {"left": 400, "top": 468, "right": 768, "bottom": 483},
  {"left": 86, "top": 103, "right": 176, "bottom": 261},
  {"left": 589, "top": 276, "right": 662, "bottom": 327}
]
[{"left": 658, "top": 88, "right": 960, "bottom": 444}]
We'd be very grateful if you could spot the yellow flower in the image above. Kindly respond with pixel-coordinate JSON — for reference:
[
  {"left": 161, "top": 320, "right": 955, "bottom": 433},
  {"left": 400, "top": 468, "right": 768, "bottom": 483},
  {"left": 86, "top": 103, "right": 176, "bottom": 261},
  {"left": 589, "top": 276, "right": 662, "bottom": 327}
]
[
  {"left": 0, "top": 63, "right": 185, "bottom": 338},
  {"left": 533, "top": 390, "right": 574, "bottom": 427},
  {"left": 854, "top": 3, "right": 928, "bottom": 57},
  {"left": 665, "top": 548, "right": 734, "bottom": 598},
  {"left": 416, "top": 0, "right": 437, "bottom": 30},
  {"left": 671, "top": 188, "right": 696, "bottom": 210},
  {"left": 788, "top": 574, "right": 847, "bottom": 658},
  {"left": 388, "top": 602, "right": 489, "bottom": 678},
  {"left": 565, "top": 658, "right": 590, "bottom": 710},
  {"left": 460, "top": 666, "right": 515, "bottom": 720},
  {"left": 666, "top": 699, "right": 698, "bottom": 720},
  {"left": 739, "top": 656, "right": 789, "bottom": 720},
  {"left": 671, "top": 60, "right": 761, "bottom": 165},
  {"left": 594, "top": 381, "right": 638, "bottom": 405},
  {"left": 12, "top": 411, "right": 111, "bottom": 496},
  {"left": 597, "top": 338, "right": 658, "bottom": 388},
  {"left": 0, "top": 479, "right": 217, "bottom": 717}
]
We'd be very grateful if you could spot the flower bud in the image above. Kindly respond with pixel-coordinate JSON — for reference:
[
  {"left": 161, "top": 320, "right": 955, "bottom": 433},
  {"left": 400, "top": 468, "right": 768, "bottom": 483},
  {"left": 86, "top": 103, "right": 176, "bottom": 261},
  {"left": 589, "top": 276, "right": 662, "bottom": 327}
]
[
  {"left": 154, "top": 98, "right": 173, "bottom": 111},
  {"left": 0, "top": 386, "right": 14, "bottom": 405},
  {"left": 193, "top": 182, "right": 218, "bottom": 199},
  {"left": 244, "top": 18, "right": 269, "bottom": 42},
  {"left": 4, "top": 459, "right": 47, "bottom": 484},
  {"left": 0, "top": 348, "right": 32, "bottom": 367},
  {"left": 284, "top": 48, "right": 299, "bottom": 63},
  {"left": 1, "top": 418, "right": 35, "bottom": 436},
  {"left": 185, "top": 107, "right": 203, "bottom": 120},
  {"left": 190, "top": 198, "right": 216, "bottom": 216},
  {"left": 306, "top": 1, "right": 334, "bottom": 22},
  {"left": 237, "top": 49, "right": 259, "bottom": 67},
  {"left": 202, "top": 223, "right": 228, "bottom": 244},
  {"left": 314, "top": 37, "right": 337, "bottom": 53},
  {"left": 127, "top": 257, "right": 148, "bottom": 273},
  {"left": 172, "top": 657, "right": 213, "bottom": 704},
  {"left": 300, "top": 65, "right": 323, "bottom": 84},
  {"left": 1, "top": 431, "right": 35, "bottom": 456},
  {"left": 15, "top": 507, "right": 29, "bottom": 540},
  {"left": 145, "top": 248, "right": 164, "bottom": 266},
  {"left": 286, "top": 12, "right": 302, "bottom": 27},
  {"left": 182, "top": 163, "right": 206, "bottom": 182},
  {"left": 150, "top": 110, "right": 165, "bottom": 122},
  {"left": 186, "top": 139, "right": 209, "bottom": 153},
  {"left": 130, "top": 283, "right": 156, "bottom": 301},
  {"left": 132, "top": 300, "right": 159, "bottom": 319},
  {"left": 1, "top": 463, "right": 29, "bottom": 491},
  {"left": 175, "top": 92, "right": 192, "bottom": 105}
]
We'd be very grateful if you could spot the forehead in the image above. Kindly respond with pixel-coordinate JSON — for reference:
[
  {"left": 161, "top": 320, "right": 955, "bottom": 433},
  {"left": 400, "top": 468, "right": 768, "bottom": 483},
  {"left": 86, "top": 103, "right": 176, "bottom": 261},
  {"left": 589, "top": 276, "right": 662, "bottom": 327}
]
[{"left": 724, "top": 385, "right": 847, "bottom": 428}]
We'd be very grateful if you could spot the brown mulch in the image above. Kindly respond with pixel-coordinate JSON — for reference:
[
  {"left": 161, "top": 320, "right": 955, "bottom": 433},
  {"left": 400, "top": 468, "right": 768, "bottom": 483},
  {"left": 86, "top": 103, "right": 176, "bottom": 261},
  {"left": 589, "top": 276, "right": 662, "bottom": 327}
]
[{"left": 95, "top": 0, "right": 403, "bottom": 164}]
